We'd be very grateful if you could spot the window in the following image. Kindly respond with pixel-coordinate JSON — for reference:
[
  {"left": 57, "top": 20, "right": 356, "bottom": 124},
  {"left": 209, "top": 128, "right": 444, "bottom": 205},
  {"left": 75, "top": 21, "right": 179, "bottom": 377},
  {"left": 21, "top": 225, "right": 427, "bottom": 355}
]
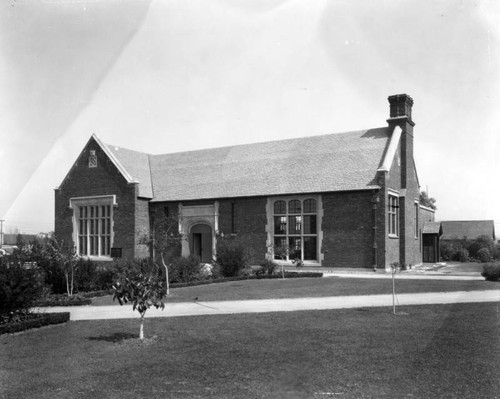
[
  {"left": 70, "top": 196, "right": 115, "bottom": 258},
  {"left": 273, "top": 198, "right": 318, "bottom": 261},
  {"left": 388, "top": 195, "right": 399, "bottom": 237}
]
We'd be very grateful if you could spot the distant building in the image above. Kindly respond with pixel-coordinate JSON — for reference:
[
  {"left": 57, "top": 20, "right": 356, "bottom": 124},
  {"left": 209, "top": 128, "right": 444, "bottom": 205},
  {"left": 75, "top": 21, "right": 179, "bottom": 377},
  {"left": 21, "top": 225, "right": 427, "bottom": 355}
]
[
  {"left": 55, "top": 94, "right": 434, "bottom": 269},
  {"left": 440, "top": 220, "right": 495, "bottom": 242}
]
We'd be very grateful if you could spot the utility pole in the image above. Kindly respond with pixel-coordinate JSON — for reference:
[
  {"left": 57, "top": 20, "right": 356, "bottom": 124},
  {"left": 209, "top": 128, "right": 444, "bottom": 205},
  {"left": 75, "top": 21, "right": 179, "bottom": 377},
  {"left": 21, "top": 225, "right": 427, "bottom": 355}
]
[{"left": 0, "top": 219, "right": 4, "bottom": 248}]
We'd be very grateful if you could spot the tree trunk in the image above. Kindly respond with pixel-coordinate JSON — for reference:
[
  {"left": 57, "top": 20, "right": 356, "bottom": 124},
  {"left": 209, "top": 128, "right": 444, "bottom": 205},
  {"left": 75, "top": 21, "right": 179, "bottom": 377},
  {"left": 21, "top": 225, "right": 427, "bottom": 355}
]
[
  {"left": 65, "top": 270, "right": 70, "bottom": 297},
  {"left": 140, "top": 313, "right": 145, "bottom": 340},
  {"left": 70, "top": 265, "right": 74, "bottom": 296},
  {"left": 160, "top": 252, "right": 170, "bottom": 295}
]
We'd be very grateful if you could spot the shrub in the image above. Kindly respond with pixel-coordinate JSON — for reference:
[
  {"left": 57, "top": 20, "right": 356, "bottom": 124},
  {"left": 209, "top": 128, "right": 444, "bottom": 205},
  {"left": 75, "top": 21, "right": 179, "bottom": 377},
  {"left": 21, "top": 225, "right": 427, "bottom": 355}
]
[
  {"left": 215, "top": 235, "right": 253, "bottom": 277},
  {"left": 477, "top": 248, "right": 493, "bottom": 263},
  {"left": 111, "top": 258, "right": 160, "bottom": 280},
  {"left": 453, "top": 248, "right": 469, "bottom": 262},
  {"left": 467, "top": 235, "right": 495, "bottom": 259},
  {"left": 0, "top": 262, "right": 44, "bottom": 319},
  {"left": 169, "top": 255, "right": 201, "bottom": 283},
  {"left": 481, "top": 262, "right": 500, "bottom": 282},
  {"left": 256, "top": 259, "right": 277, "bottom": 276},
  {"left": 0, "top": 312, "right": 70, "bottom": 335},
  {"left": 440, "top": 242, "right": 455, "bottom": 261}
]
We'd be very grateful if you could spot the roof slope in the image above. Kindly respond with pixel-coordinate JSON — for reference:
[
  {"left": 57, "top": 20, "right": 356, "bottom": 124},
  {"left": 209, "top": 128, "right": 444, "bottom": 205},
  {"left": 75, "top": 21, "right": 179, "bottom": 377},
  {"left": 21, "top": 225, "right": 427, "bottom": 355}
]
[
  {"left": 105, "top": 127, "right": 391, "bottom": 202},
  {"left": 440, "top": 220, "right": 496, "bottom": 240},
  {"left": 106, "top": 145, "right": 153, "bottom": 198},
  {"left": 149, "top": 128, "right": 390, "bottom": 201}
]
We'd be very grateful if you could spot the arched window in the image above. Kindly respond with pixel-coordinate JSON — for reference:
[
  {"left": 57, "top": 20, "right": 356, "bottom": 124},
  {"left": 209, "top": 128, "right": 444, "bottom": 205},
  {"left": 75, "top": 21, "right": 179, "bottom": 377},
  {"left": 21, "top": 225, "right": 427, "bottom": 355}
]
[{"left": 274, "top": 200, "right": 286, "bottom": 215}]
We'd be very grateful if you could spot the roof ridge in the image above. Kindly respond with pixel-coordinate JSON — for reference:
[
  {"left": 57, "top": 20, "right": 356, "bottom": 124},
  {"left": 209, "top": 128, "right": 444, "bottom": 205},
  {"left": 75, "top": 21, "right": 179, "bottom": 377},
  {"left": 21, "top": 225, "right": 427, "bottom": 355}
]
[{"left": 108, "top": 127, "right": 387, "bottom": 158}]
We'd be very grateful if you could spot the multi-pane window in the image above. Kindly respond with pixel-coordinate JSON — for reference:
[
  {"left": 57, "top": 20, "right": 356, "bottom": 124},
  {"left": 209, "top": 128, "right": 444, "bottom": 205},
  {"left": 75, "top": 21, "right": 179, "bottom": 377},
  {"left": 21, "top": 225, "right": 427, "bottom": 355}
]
[
  {"left": 388, "top": 195, "right": 399, "bottom": 236},
  {"left": 273, "top": 198, "right": 317, "bottom": 261},
  {"left": 77, "top": 204, "right": 112, "bottom": 257}
]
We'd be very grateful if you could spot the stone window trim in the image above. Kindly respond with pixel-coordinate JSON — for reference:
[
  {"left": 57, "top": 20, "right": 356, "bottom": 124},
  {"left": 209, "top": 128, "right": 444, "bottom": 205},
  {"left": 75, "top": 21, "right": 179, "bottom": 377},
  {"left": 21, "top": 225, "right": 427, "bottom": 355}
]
[
  {"left": 266, "top": 195, "right": 323, "bottom": 266},
  {"left": 414, "top": 200, "right": 419, "bottom": 239},
  {"left": 69, "top": 195, "right": 117, "bottom": 260},
  {"left": 388, "top": 193, "right": 399, "bottom": 238},
  {"left": 88, "top": 150, "right": 97, "bottom": 168}
]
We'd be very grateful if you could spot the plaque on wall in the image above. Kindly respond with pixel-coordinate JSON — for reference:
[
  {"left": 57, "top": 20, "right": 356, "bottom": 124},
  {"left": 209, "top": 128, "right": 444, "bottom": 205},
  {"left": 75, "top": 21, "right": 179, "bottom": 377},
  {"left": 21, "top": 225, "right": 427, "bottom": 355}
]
[{"left": 111, "top": 247, "right": 122, "bottom": 258}]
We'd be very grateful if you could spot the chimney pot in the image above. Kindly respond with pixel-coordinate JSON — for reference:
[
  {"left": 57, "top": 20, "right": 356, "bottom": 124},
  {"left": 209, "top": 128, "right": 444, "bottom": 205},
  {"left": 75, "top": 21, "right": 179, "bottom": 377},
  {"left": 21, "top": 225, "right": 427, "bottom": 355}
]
[{"left": 388, "top": 94, "right": 414, "bottom": 123}]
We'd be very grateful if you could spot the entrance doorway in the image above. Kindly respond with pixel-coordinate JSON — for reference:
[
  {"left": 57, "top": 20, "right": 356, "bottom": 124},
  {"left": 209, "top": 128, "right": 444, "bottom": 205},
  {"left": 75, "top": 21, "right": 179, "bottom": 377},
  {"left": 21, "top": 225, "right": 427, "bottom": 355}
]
[
  {"left": 190, "top": 224, "right": 212, "bottom": 263},
  {"left": 423, "top": 234, "right": 439, "bottom": 263}
]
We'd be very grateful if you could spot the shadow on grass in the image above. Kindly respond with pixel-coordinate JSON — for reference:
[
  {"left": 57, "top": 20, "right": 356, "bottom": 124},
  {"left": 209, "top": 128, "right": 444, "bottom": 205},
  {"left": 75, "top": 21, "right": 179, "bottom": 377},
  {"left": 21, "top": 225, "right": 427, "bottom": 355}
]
[{"left": 88, "top": 332, "right": 137, "bottom": 342}]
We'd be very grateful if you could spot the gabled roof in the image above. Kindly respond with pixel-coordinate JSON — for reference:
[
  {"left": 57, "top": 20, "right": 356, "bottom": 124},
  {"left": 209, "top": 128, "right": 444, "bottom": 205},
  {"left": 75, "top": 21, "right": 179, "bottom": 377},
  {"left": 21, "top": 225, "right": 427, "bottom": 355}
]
[
  {"left": 423, "top": 221, "right": 442, "bottom": 235},
  {"left": 100, "top": 127, "right": 394, "bottom": 202},
  {"left": 106, "top": 145, "right": 153, "bottom": 198},
  {"left": 440, "top": 220, "right": 496, "bottom": 241}
]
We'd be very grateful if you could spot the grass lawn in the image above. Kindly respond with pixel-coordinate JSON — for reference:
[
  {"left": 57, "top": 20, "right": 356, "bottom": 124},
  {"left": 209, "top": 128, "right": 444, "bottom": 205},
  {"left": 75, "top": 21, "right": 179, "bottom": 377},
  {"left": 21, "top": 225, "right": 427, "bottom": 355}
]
[
  {"left": 1, "top": 302, "right": 499, "bottom": 398},
  {"left": 91, "top": 277, "right": 499, "bottom": 306}
]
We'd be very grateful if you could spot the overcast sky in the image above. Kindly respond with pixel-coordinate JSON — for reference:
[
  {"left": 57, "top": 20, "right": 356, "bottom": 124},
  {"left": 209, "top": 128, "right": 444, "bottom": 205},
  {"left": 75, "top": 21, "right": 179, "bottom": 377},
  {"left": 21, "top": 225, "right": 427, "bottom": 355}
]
[{"left": 1, "top": 0, "right": 499, "bottom": 235}]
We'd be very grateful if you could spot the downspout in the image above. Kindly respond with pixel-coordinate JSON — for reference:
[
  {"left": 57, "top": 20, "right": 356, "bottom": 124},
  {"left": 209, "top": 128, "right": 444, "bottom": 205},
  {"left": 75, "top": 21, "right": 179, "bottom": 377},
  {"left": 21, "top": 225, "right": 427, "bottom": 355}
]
[{"left": 372, "top": 190, "right": 380, "bottom": 271}]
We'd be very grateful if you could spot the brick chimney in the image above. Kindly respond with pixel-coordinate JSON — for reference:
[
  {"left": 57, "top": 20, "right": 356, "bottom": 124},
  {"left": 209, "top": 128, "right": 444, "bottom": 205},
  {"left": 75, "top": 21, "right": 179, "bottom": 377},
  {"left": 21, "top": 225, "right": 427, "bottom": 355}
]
[
  {"left": 387, "top": 94, "right": 415, "bottom": 129},
  {"left": 386, "top": 94, "right": 415, "bottom": 190}
]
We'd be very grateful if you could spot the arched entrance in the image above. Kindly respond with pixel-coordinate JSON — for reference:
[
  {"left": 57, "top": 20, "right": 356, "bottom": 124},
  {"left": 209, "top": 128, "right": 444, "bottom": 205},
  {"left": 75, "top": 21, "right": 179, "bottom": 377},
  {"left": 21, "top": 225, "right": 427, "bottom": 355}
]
[{"left": 190, "top": 224, "right": 213, "bottom": 263}]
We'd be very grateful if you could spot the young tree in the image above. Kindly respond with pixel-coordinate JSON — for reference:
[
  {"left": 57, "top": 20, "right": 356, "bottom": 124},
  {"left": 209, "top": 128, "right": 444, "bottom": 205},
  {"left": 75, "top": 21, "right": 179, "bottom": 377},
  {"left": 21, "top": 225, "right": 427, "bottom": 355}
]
[
  {"left": 273, "top": 244, "right": 291, "bottom": 279},
  {"left": 419, "top": 191, "right": 437, "bottom": 210},
  {"left": 139, "top": 215, "right": 183, "bottom": 295},
  {"left": 44, "top": 238, "right": 78, "bottom": 297},
  {"left": 113, "top": 273, "right": 167, "bottom": 339}
]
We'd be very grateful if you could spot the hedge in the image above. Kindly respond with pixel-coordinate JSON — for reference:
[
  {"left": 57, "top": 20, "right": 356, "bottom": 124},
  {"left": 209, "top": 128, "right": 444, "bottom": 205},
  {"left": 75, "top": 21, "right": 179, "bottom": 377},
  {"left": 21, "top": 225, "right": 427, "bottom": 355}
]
[
  {"left": 0, "top": 312, "right": 70, "bottom": 335},
  {"left": 169, "top": 271, "right": 323, "bottom": 289},
  {"left": 34, "top": 298, "right": 92, "bottom": 307}
]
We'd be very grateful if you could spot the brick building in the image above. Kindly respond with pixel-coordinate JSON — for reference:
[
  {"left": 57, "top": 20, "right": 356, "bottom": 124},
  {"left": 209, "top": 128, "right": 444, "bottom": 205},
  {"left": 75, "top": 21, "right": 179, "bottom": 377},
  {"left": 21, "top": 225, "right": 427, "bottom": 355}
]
[{"left": 55, "top": 94, "right": 434, "bottom": 269}]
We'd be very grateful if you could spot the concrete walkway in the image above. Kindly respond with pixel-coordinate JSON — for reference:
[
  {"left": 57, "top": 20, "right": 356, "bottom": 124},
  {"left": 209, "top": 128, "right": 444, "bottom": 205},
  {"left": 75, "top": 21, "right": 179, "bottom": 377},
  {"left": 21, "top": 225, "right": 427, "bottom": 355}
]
[{"left": 35, "top": 290, "right": 500, "bottom": 321}]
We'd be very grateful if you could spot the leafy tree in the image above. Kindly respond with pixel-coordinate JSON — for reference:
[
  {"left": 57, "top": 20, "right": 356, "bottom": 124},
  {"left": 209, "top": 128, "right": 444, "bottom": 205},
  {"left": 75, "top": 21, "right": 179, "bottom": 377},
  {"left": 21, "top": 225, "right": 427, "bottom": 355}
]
[
  {"left": 112, "top": 273, "right": 167, "bottom": 339},
  {"left": 419, "top": 191, "right": 437, "bottom": 210},
  {"left": 43, "top": 238, "right": 78, "bottom": 297},
  {"left": 139, "top": 215, "right": 183, "bottom": 295}
]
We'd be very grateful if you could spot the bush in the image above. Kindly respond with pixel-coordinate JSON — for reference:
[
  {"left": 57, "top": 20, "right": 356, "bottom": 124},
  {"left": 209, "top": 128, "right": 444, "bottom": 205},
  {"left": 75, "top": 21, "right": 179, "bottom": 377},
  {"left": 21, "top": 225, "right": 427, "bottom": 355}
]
[
  {"left": 0, "top": 312, "right": 70, "bottom": 335},
  {"left": 169, "top": 255, "right": 201, "bottom": 283},
  {"left": 481, "top": 262, "right": 500, "bottom": 282},
  {"left": 215, "top": 235, "right": 253, "bottom": 277},
  {"left": 453, "top": 248, "right": 469, "bottom": 262},
  {"left": 440, "top": 242, "right": 455, "bottom": 261},
  {"left": 256, "top": 259, "right": 277, "bottom": 276},
  {"left": 0, "top": 263, "right": 44, "bottom": 318},
  {"left": 111, "top": 258, "right": 160, "bottom": 280},
  {"left": 467, "top": 235, "right": 495, "bottom": 259},
  {"left": 477, "top": 248, "right": 493, "bottom": 263}
]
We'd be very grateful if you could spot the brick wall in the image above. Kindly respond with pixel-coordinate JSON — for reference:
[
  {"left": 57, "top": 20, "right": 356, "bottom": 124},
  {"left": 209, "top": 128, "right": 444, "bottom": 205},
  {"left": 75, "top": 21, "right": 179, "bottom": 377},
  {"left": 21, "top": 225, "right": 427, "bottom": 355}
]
[
  {"left": 321, "top": 191, "right": 375, "bottom": 268},
  {"left": 218, "top": 197, "right": 268, "bottom": 264},
  {"left": 54, "top": 137, "right": 139, "bottom": 261},
  {"left": 151, "top": 197, "right": 268, "bottom": 264}
]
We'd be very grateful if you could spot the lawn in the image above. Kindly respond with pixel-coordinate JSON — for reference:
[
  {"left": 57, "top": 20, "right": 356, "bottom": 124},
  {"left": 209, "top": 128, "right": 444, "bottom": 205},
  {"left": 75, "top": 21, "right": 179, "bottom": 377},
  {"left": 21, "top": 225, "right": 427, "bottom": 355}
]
[
  {"left": 91, "top": 276, "right": 499, "bottom": 305},
  {"left": 1, "top": 302, "right": 499, "bottom": 398}
]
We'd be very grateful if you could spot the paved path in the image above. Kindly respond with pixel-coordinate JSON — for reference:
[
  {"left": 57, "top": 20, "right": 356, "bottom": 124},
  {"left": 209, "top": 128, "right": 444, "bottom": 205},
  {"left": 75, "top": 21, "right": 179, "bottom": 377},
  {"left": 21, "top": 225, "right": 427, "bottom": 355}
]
[
  {"left": 323, "top": 272, "right": 484, "bottom": 280},
  {"left": 35, "top": 290, "right": 500, "bottom": 321}
]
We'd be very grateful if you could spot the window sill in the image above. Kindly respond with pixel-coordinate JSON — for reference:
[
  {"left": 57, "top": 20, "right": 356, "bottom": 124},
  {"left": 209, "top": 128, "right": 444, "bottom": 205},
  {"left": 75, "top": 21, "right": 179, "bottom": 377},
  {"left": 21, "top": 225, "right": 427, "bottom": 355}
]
[
  {"left": 78, "top": 255, "right": 114, "bottom": 262},
  {"left": 273, "top": 260, "right": 321, "bottom": 267},
  {"left": 388, "top": 234, "right": 399, "bottom": 239}
]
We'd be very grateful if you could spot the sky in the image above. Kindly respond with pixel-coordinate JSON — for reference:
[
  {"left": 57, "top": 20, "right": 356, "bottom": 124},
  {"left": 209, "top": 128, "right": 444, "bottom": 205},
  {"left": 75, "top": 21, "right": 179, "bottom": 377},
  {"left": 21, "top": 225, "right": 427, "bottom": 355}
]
[{"left": 0, "top": 0, "right": 499, "bottom": 235}]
